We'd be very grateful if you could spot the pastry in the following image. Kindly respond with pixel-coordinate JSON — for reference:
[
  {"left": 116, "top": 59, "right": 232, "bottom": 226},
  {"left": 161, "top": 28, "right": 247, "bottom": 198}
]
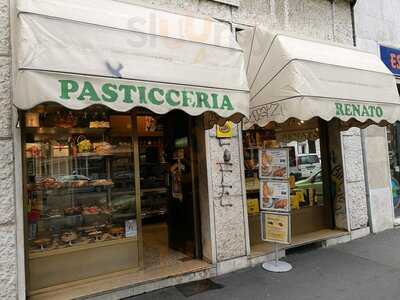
[
  {"left": 109, "top": 227, "right": 124, "bottom": 236},
  {"left": 93, "top": 142, "right": 113, "bottom": 155},
  {"left": 274, "top": 199, "right": 288, "bottom": 209},
  {"left": 32, "top": 238, "right": 52, "bottom": 251},
  {"left": 273, "top": 167, "right": 286, "bottom": 177},
  {"left": 61, "top": 232, "right": 78, "bottom": 246},
  {"left": 82, "top": 206, "right": 100, "bottom": 215}
]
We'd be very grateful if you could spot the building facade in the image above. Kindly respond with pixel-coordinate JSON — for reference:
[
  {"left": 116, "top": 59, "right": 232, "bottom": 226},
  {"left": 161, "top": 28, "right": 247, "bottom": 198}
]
[
  {"left": 0, "top": 0, "right": 385, "bottom": 299},
  {"left": 353, "top": 0, "right": 400, "bottom": 233}
]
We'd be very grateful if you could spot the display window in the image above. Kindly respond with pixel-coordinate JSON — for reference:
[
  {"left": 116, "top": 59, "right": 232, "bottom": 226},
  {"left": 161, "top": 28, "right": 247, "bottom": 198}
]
[
  {"left": 387, "top": 122, "right": 400, "bottom": 219},
  {"left": 23, "top": 104, "right": 201, "bottom": 292},
  {"left": 243, "top": 119, "right": 333, "bottom": 253}
]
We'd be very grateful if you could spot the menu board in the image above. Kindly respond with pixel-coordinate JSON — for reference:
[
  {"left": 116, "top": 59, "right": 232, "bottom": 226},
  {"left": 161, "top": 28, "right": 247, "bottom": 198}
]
[
  {"left": 261, "top": 212, "right": 291, "bottom": 244},
  {"left": 260, "top": 180, "right": 290, "bottom": 212},
  {"left": 259, "top": 148, "right": 289, "bottom": 179}
]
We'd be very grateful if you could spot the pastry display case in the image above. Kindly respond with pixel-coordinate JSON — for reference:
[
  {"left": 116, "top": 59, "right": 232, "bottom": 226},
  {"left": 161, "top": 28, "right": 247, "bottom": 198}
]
[{"left": 23, "top": 105, "right": 143, "bottom": 290}]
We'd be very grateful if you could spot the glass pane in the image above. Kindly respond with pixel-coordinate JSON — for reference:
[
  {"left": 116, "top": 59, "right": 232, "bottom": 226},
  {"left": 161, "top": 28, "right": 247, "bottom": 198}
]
[
  {"left": 243, "top": 121, "right": 326, "bottom": 250},
  {"left": 24, "top": 104, "right": 140, "bottom": 290},
  {"left": 387, "top": 122, "right": 400, "bottom": 219}
]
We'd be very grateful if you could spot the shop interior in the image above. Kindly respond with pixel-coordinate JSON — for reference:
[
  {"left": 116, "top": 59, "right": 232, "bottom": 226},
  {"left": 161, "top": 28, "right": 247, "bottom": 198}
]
[
  {"left": 387, "top": 122, "right": 400, "bottom": 220},
  {"left": 23, "top": 104, "right": 202, "bottom": 292},
  {"left": 243, "top": 118, "right": 347, "bottom": 256}
]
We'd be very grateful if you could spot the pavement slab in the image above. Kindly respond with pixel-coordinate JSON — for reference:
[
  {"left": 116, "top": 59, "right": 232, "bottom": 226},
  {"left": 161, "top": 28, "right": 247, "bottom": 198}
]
[{"left": 129, "top": 228, "right": 400, "bottom": 300}]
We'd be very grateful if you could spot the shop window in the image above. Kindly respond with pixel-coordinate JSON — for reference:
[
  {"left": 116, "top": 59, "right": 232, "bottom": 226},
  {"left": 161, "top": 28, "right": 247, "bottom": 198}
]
[
  {"left": 387, "top": 122, "right": 400, "bottom": 219},
  {"left": 23, "top": 104, "right": 200, "bottom": 292},
  {"left": 243, "top": 119, "right": 332, "bottom": 253}
]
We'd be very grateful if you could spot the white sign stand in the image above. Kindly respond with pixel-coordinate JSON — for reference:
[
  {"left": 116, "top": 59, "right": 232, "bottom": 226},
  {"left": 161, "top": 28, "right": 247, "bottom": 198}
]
[
  {"left": 262, "top": 243, "right": 292, "bottom": 272},
  {"left": 259, "top": 148, "right": 293, "bottom": 273}
]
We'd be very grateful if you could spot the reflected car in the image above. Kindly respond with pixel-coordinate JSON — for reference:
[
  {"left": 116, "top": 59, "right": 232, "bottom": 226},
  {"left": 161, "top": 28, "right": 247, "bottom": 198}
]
[
  {"left": 293, "top": 169, "right": 323, "bottom": 206},
  {"left": 290, "top": 154, "right": 321, "bottom": 179}
]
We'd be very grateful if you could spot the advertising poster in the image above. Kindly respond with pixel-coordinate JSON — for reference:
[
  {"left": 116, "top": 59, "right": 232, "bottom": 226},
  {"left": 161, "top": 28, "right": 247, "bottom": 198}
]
[
  {"left": 260, "top": 180, "right": 290, "bottom": 212},
  {"left": 125, "top": 219, "right": 137, "bottom": 238},
  {"left": 259, "top": 148, "right": 289, "bottom": 179},
  {"left": 261, "top": 212, "right": 291, "bottom": 244}
]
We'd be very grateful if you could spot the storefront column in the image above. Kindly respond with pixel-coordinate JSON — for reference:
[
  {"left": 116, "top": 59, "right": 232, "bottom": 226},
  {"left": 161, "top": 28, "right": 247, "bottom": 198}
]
[
  {"left": 328, "top": 122, "right": 369, "bottom": 232},
  {"left": 341, "top": 128, "right": 369, "bottom": 230},
  {"left": 361, "top": 126, "right": 394, "bottom": 232},
  {"left": 0, "top": 0, "right": 20, "bottom": 298},
  {"left": 202, "top": 124, "right": 249, "bottom": 272}
]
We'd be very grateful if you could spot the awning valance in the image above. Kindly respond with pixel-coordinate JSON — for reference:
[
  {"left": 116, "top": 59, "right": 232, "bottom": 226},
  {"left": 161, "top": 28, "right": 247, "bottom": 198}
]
[
  {"left": 238, "top": 27, "right": 400, "bottom": 129},
  {"left": 14, "top": 0, "right": 249, "bottom": 122}
]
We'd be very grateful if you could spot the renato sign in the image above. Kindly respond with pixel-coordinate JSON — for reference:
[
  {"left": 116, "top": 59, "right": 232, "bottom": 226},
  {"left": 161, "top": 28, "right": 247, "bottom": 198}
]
[
  {"left": 59, "top": 80, "right": 234, "bottom": 111},
  {"left": 335, "top": 102, "right": 383, "bottom": 118}
]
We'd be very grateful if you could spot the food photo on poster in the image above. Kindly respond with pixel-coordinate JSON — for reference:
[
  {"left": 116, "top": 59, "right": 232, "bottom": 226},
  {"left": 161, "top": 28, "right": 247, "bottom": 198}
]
[
  {"left": 259, "top": 148, "right": 289, "bottom": 179},
  {"left": 260, "top": 180, "right": 290, "bottom": 212}
]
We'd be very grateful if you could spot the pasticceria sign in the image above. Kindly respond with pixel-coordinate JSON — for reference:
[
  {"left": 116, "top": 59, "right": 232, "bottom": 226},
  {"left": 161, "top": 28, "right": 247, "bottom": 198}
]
[
  {"left": 59, "top": 80, "right": 235, "bottom": 111},
  {"left": 335, "top": 102, "right": 383, "bottom": 118}
]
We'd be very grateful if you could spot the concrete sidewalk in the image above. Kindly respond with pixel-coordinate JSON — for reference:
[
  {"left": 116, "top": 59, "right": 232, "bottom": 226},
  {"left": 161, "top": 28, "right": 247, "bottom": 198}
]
[{"left": 130, "top": 228, "right": 400, "bottom": 300}]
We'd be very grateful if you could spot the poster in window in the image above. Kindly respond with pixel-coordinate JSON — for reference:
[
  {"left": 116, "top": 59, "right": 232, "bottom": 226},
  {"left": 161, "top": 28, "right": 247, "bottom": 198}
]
[
  {"left": 125, "top": 219, "right": 137, "bottom": 238},
  {"left": 170, "top": 161, "right": 184, "bottom": 200},
  {"left": 260, "top": 180, "right": 290, "bottom": 212},
  {"left": 261, "top": 212, "right": 291, "bottom": 244},
  {"left": 259, "top": 148, "right": 289, "bottom": 179}
]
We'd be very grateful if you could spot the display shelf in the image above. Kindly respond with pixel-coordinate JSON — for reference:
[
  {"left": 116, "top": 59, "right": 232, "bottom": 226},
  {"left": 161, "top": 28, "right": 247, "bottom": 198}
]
[
  {"left": 27, "top": 151, "right": 133, "bottom": 160},
  {"left": 25, "top": 127, "right": 110, "bottom": 135},
  {"left": 141, "top": 187, "right": 168, "bottom": 194},
  {"left": 28, "top": 236, "right": 138, "bottom": 259},
  {"left": 39, "top": 212, "right": 111, "bottom": 222},
  {"left": 31, "top": 184, "right": 113, "bottom": 193}
]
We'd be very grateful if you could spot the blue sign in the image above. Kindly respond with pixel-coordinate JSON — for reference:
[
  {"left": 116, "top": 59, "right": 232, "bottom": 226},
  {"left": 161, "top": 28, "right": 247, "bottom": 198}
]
[{"left": 380, "top": 45, "right": 400, "bottom": 76}]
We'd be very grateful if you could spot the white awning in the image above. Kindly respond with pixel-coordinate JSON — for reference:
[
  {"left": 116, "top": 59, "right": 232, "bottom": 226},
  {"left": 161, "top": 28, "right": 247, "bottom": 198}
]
[
  {"left": 238, "top": 27, "right": 400, "bottom": 129},
  {"left": 14, "top": 0, "right": 249, "bottom": 122}
]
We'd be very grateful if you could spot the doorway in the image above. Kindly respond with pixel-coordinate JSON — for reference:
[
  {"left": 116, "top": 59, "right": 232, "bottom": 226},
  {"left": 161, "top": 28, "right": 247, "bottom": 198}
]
[{"left": 138, "top": 110, "right": 201, "bottom": 270}]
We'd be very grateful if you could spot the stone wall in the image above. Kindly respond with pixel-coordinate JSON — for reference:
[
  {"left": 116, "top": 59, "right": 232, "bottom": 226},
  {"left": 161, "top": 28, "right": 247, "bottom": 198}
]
[
  {"left": 341, "top": 128, "right": 368, "bottom": 230},
  {"left": 128, "top": 0, "right": 353, "bottom": 44},
  {"left": 206, "top": 124, "right": 248, "bottom": 262},
  {"left": 355, "top": 0, "right": 400, "bottom": 54},
  {"left": 0, "top": 0, "right": 18, "bottom": 299},
  {"left": 354, "top": 0, "right": 397, "bottom": 232}
]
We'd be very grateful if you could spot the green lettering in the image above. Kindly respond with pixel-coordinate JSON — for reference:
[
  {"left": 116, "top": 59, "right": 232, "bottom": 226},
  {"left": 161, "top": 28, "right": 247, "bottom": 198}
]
[
  {"left": 335, "top": 103, "right": 345, "bottom": 116},
  {"left": 361, "top": 106, "right": 369, "bottom": 117},
  {"left": 77, "top": 81, "right": 100, "bottom": 101},
  {"left": 148, "top": 88, "right": 164, "bottom": 105},
  {"left": 119, "top": 85, "right": 137, "bottom": 103},
  {"left": 165, "top": 90, "right": 180, "bottom": 107},
  {"left": 376, "top": 106, "right": 383, "bottom": 117},
  {"left": 220, "top": 95, "right": 234, "bottom": 110},
  {"left": 59, "top": 80, "right": 79, "bottom": 100},
  {"left": 101, "top": 83, "right": 118, "bottom": 102},
  {"left": 369, "top": 106, "right": 376, "bottom": 117},
  {"left": 182, "top": 91, "right": 194, "bottom": 107},
  {"left": 344, "top": 104, "right": 352, "bottom": 116},
  {"left": 137, "top": 87, "right": 147, "bottom": 104},
  {"left": 196, "top": 92, "right": 211, "bottom": 108},
  {"left": 211, "top": 93, "right": 219, "bottom": 109},
  {"left": 351, "top": 104, "right": 360, "bottom": 116}
]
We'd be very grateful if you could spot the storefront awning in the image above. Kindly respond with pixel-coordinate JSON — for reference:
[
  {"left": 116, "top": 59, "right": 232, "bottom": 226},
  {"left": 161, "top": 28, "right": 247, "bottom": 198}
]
[
  {"left": 238, "top": 27, "right": 400, "bottom": 129},
  {"left": 14, "top": 0, "right": 249, "bottom": 122}
]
